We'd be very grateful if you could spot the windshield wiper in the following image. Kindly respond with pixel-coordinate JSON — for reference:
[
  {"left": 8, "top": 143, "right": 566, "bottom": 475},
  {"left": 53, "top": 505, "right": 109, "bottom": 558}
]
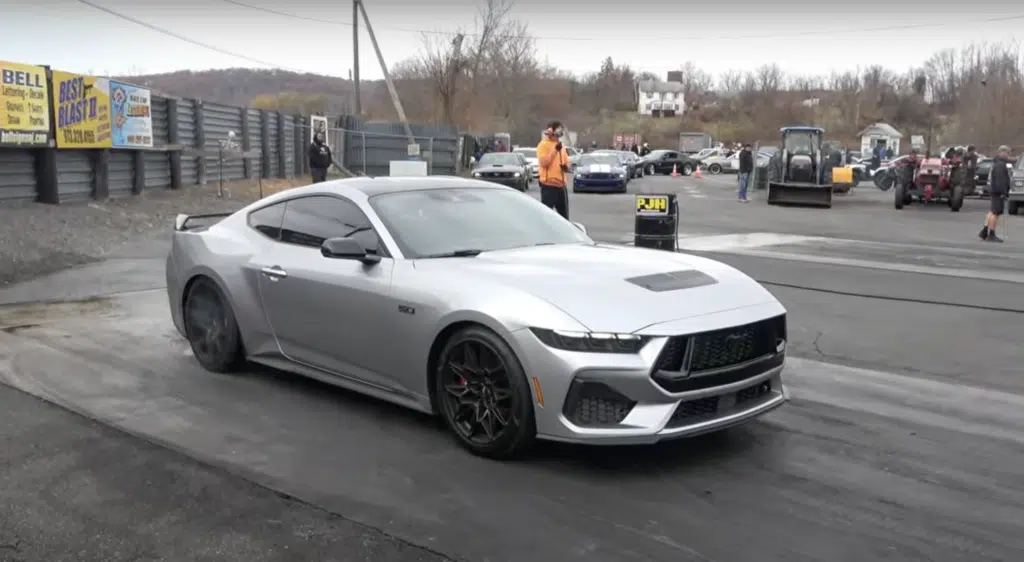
[{"left": 421, "top": 249, "right": 484, "bottom": 258}]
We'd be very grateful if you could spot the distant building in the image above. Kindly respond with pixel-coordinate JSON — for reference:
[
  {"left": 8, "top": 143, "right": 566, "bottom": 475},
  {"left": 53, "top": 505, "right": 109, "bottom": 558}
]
[
  {"left": 637, "top": 72, "right": 685, "bottom": 117},
  {"left": 858, "top": 122, "right": 903, "bottom": 156}
]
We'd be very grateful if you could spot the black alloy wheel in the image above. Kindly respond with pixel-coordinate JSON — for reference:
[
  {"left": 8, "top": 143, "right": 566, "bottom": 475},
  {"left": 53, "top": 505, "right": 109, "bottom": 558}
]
[
  {"left": 436, "top": 326, "right": 535, "bottom": 458},
  {"left": 183, "top": 277, "right": 244, "bottom": 373}
]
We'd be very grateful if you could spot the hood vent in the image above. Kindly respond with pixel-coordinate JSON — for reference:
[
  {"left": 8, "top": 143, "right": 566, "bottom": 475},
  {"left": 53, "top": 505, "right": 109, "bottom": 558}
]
[{"left": 625, "top": 270, "right": 717, "bottom": 292}]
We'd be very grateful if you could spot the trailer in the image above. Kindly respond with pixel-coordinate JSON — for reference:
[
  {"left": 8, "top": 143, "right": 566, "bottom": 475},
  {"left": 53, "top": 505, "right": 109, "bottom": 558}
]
[{"left": 679, "top": 132, "right": 713, "bottom": 154}]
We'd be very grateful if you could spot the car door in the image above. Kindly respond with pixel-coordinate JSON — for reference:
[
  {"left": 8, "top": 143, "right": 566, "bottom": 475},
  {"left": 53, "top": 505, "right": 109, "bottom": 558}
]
[
  {"left": 661, "top": 151, "right": 683, "bottom": 173},
  {"left": 254, "top": 195, "right": 399, "bottom": 389}
]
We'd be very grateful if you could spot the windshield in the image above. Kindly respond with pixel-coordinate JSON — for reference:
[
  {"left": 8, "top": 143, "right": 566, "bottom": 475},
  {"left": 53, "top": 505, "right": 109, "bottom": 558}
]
[
  {"left": 369, "top": 187, "right": 592, "bottom": 258},
  {"left": 478, "top": 153, "right": 521, "bottom": 166},
  {"left": 578, "top": 155, "right": 620, "bottom": 167},
  {"left": 514, "top": 148, "right": 537, "bottom": 158},
  {"left": 1015, "top": 157, "right": 1023, "bottom": 171}
]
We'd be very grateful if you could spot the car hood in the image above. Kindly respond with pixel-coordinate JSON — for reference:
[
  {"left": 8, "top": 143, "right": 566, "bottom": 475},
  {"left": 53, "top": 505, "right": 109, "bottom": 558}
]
[
  {"left": 474, "top": 165, "right": 524, "bottom": 173},
  {"left": 413, "top": 244, "right": 777, "bottom": 333}
]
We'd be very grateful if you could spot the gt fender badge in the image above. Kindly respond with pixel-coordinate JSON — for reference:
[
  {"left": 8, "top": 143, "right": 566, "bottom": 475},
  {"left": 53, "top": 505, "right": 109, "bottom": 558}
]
[{"left": 398, "top": 305, "right": 415, "bottom": 315}]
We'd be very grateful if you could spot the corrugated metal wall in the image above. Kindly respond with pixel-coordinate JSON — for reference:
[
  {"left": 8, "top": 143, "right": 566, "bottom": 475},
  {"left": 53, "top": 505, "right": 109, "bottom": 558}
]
[
  {"left": 202, "top": 102, "right": 245, "bottom": 181},
  {"left": 146, "top": 97, "right": 172, "bottom": 189},
  {"left": 55, "top": 151, "right": 93, "bottom": 201},
  {"left": 177, "top": 98, "right": 199, "bottom": 185},
  {"left": 267, "top": 112, "right": 280, "bottom": 177},
  {"left": 0, "top": 150, "right": 37, "bottom": 201},
  {"left": 247, "top": 108, "right": 263, "bottom": 177},
  {"left": 1, "top": 97, "right": 461, "bottom": 202},
  {"left": 108, "top": 150, "right": 134, "bottom": 197},
  {"left": 282, "top": 114, "right": 295, "bottom": 177}
]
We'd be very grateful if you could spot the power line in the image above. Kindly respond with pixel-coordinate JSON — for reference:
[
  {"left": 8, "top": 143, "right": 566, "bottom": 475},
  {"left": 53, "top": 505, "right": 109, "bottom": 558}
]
[
  {"left": 76, "top": 0, "right": 317, "bottom": 74},
  {"left": 217, "top": 0, "right": 1024, "bottom": 42}
]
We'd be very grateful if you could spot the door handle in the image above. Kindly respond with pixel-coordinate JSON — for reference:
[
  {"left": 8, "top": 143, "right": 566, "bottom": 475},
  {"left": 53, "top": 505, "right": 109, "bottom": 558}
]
[{"left": 261, "top": 266, "right": 287, "bottom": 278}]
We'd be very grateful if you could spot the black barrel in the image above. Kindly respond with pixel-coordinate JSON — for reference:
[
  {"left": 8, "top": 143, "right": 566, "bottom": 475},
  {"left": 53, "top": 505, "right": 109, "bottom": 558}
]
[{"left": 634, "top": 194, "right": 678, "bottom": 251}]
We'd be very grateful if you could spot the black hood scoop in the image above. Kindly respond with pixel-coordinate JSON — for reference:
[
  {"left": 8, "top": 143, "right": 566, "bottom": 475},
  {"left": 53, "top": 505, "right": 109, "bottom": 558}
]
[{"left": 625, "top": 270, "right": 717, "bottom": 292}]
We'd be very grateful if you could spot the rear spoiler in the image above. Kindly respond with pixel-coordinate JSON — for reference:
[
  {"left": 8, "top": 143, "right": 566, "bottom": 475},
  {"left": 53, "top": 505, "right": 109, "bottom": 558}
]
[{"left": 174, "top": 212, "right": 233, "bottom": 231}]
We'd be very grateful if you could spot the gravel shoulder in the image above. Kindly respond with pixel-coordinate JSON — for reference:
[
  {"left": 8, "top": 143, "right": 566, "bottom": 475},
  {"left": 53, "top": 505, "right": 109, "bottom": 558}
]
[
  {"left": 0, "top": 382, "right": 450, "bottom": 562},
  {"left": 0, "top": 180, "right": 304, "bottom": 287}
]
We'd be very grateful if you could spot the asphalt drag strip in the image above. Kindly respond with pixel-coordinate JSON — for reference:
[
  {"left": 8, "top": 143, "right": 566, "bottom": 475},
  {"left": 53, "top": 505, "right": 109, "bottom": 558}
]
[{"left": 1, "top": 291, "right": 1023, "bottom": 562}]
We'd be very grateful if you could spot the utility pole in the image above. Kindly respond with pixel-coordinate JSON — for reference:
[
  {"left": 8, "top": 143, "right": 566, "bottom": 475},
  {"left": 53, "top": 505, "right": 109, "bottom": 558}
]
[
  {"left": 356, "top": 0, "right": 415, "bottom": 145},
  {"left": 352, "top": 0, "right": 361, "bottom": 116}
]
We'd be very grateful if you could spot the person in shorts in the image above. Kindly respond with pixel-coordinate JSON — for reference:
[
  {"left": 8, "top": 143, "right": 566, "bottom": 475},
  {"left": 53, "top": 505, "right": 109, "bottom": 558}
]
[{"left": 979, "top": 145, "right": 1012, "bottom": 243}]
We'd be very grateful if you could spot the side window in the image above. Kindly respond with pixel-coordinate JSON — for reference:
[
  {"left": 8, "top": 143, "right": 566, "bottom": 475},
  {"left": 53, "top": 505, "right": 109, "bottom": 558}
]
[
  {"left": 280, "top": 196, "right": 383, "bottom": 254},
  {"left": 248, "top": 203, "right": 285, "bottom": 240}
]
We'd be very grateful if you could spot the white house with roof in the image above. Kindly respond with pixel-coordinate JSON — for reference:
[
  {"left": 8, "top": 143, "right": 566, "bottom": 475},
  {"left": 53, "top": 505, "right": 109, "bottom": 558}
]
[
  {"left": 858, "top": 122, "right": 903, "bottom": 156},
  {"left": 637, "top": 77, "right": 685, "bottom": 117}
]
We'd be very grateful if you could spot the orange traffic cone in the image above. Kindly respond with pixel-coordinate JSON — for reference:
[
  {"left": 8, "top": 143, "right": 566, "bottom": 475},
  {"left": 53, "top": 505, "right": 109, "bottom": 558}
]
[
  {"left": 671, "top": 164, "right": 679, "bottom": 177},
  {"left": 694, "top": 167, "right": 702, "bottom": 179}
]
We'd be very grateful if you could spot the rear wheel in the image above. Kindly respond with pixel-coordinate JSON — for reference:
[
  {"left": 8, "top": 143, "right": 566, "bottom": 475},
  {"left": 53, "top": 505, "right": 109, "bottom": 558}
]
[
  {"left": 708, "top": 163, "right": 723, "bottom": 174},
  {"left": 436, "top": 326, "right": 536, "bottom": 459},
  {"left": 646, "top": 164, "right": 656, "bottom": 175},
  {"left": 681, "top": 163, "right": 694, "bottom": 176},
  {"left": 183, "top": 277, "right": 244, "bottom": 373},
  {"left": 894, "top": 183, "right": 905, "bottom": 209},
  {"left": 949, "top": 184, "right": 964, "bottom": 212}
]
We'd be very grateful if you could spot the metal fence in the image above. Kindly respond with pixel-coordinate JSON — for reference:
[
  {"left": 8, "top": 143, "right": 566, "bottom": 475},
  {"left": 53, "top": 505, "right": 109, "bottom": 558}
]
[{"left": 0, "top": 97, "right": 459, "bottom": 204}]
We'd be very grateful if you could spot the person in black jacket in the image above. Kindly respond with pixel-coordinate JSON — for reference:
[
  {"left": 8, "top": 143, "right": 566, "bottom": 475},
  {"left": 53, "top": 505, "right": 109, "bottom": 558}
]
[
  {"left": 737, "top": 144, "right": 754, "bottom": 202},
  {"left": 980, "top": 145, "right": 1012, "bottom": 242},
  {"left": 308, "top": 133, "right": 332, "bottom": 183}
]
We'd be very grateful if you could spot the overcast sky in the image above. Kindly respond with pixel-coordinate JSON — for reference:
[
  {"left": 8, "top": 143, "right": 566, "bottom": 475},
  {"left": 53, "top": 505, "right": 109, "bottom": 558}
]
[{"left": 3, "top": 0, "right": 1022, "bottom": 81}]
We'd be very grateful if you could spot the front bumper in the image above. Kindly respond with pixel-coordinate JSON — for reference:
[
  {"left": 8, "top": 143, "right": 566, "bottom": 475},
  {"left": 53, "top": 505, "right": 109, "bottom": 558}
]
[
  {"left": 509, "top": 303, "right": 789, "bottom": 445},
  {"left": 574, "top": 177, "right": 627, "bottom": 192},
  {"left": 474, "top": 176, "right": 525, "bottom": 189}
]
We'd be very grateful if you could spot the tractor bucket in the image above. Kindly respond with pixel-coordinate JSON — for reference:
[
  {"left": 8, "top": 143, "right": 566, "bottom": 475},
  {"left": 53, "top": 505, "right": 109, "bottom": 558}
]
[{"left": 767, "top": 182, "right": 833, "bottom": 208}]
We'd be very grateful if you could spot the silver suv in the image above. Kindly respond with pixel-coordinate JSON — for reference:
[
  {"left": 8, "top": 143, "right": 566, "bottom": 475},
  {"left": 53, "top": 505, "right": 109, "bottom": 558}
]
[{"left": 1009, "top": 157, "right": 1023, "bottom": 215}]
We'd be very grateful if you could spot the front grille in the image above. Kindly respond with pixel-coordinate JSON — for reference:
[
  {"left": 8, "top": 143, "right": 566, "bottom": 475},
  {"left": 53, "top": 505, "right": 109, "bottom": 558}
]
[
  {"left": 562, "top": 380, "right": 636, "bottom": 427},
  {"left": 652, "top": 315, "right": 786, "bottom": 393},
  {"left": 585, "top": 173, "right": 613, "bottom": 179},
  {"left": 485, "top": 172, "right": 512, "bottom": 178},
  {"left": 666, "top": 380, "right": 774, "bottom": 428}
]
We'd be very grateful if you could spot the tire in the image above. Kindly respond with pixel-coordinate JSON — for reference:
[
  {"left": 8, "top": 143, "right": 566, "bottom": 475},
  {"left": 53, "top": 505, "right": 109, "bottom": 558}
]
[
  {"left": 949, "top": 184, "right": 964, "bottom": 212},
  {"left": 435, "top": 325, "right": 536, "bottom": 459},
  {"left": 646, "top": 164, "right": 656, "bottom": 175},
  {"left": 708, "top": 163, "right": 723, "bottom": 174},
  {"left": 681, "top": 163, "right": 694, "bottom": 176},
  {"left": 894, "top": 183, "right": 905, "bottom": 209},
  {"left": 1009, "top": 201, "right": 1020, "bottom": 215},
  {"left": 183, "top": 276, "right": 244, "bottom": 373}
]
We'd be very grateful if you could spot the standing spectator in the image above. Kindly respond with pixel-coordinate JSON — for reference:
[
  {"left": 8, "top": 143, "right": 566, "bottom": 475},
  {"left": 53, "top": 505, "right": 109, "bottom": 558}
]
[
  {"left": 737, "top": 143, "right": 754, "bottom": 202},
  {"left": 308, "top": 133, "right": 332, "bottom": 183},
  {"left": 537, "top": 120, "right": 572, "bottom": 219},
  {"left": 979, "top": 145, "right": 1012, "bottom": 243},
  {"left": 630, "top": 143, "right": 640, "bottom": 155},
  {"left": 885, "top": 145, "right": 894, "bottom": 159},
  {"left": 639, "top": 142, "right": 651, "bottom": 157}
]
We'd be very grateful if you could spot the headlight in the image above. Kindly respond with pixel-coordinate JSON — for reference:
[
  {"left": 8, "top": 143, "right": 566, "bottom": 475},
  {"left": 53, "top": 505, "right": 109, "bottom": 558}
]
[
  {"left": 1015, "top": 180, "right": 1024, "bottom": 187},
  {"left": 530, "top": 328, "right": 649, "bottom": 354},
  {"left": 618, "top": 172, "right": 626, "bottom": 177},
  {"left": 514, "top": 172, "right": 521, "bottom": 177},
  {"left": 473, "top": 172, "right": 481, "bottom": 177}
]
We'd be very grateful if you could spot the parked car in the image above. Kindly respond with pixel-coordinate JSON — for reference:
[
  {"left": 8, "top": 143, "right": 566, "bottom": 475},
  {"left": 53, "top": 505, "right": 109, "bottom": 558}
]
[
  {"left": 640, "top": 150, "right": 696, "bottom": 176},
  {"left": 472, "top": 152, "right": 530, "bottom": 191},
  {"left": 166, "top": 176, "right": 790, "bottom": 458},
  {"left": 699, "top": 150, "right": 771, "bottom": 174},
  {"left": 573, "top": 153, "right": 630, "bottom": 193},
  {"left": 1009, "top": 157, "right": 1023, "bottom": 215},
  {"left": 513, "top": 147, "right": 540, "bottom": 178},
  {"left": 593, "top": 150, "right": 645, "bottom": 178}
]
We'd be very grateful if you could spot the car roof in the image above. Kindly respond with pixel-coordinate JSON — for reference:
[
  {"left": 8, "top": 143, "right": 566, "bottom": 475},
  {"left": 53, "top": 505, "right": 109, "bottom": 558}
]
[{"left": 257, "top": 175, "right": 506, "bottom": 202}]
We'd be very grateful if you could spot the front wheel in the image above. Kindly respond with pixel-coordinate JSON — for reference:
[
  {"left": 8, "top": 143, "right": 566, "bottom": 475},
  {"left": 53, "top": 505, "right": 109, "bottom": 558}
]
[
  {"left": 1008, "top": 200, "right": 1020, "bottom": 215},
  {"left": 894, "top": 183, "right": 905, "bottom": 209},
  {"left": 435, "top": 326, "right": 536, "bottom": 459},
  {"left": 681, "top": 163, "right": 694, "bottom": 176},
  {"left": 183, "top": 277, "right": 244, "bottom": 373},
  {"left": 646, "top": 164, "right": 656, "bottom": 175}
]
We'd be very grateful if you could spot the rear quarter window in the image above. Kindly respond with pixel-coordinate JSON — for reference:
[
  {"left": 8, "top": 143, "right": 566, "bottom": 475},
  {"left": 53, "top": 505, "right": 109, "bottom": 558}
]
[{"left": 248, "top": 203, "right": 285, "bottom": 240}]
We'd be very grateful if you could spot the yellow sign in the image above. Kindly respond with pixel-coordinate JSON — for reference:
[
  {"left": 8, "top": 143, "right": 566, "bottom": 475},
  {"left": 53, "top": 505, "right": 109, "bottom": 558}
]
[
  {"left": 636, "top": 195, "right": 669, "bottom": 215},
  {"left": 832, "top": 166, "right": 853, "bottom": 184},
  {"left": 0, "top": 60, "right": 51, "bottom": 147},
  {"left": 51, "top": 69, "right": 111, "bottom": 148}
]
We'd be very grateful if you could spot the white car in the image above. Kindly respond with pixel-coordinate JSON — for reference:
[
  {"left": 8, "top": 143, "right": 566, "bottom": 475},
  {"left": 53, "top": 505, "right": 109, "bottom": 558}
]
[{"left": 513, "top": 147, "right": 540, "bottom": 178}]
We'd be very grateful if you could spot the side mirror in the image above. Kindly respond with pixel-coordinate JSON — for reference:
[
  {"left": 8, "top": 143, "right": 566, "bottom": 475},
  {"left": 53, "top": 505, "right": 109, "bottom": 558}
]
[
  {"left": 321, "top": 237, "right": 381, "bottom": 264},
  {"left": 571, "top": 222, "right": 588, "bottom": 234}
]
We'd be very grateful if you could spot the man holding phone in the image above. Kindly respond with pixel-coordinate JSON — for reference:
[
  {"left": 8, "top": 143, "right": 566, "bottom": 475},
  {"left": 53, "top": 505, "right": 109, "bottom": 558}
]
[{"left": 537, "top": 120, "right": 572, "bottom": 219}]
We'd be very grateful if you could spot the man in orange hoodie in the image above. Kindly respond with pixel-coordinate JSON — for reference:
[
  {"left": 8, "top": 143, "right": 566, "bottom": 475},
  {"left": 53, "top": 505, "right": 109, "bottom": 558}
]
[{"left": 537, "top": 120, "right": 572, "bottom": 219}]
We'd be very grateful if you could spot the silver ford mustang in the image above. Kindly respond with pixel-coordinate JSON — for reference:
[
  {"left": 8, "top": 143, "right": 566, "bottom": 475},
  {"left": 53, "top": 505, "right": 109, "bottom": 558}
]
[{"left": 166, "top": 177, "right": 789, "bottom": 459}]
